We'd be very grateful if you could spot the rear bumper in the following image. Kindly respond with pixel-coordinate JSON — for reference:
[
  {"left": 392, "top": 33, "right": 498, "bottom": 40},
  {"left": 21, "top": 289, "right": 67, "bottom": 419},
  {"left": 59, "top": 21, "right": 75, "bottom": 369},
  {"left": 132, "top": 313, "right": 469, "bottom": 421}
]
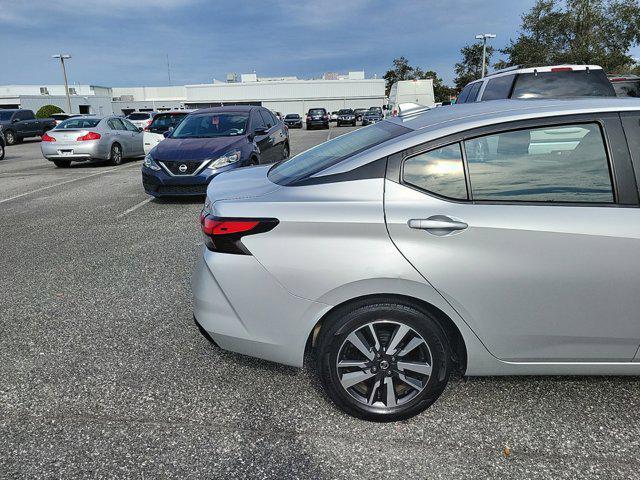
[
  {"left": 191, "top": 247, "right": 330, "bottom": 367},
  {"left": 41, "top": 140, "right": 107, "bottom": 161}
]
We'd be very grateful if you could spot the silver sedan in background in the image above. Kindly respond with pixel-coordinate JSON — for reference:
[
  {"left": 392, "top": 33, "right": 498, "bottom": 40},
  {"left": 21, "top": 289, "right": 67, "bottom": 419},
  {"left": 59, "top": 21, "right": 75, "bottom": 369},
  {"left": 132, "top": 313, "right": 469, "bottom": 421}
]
[{"left": 41, "top": 116, "right": 144, "bottom": 168}]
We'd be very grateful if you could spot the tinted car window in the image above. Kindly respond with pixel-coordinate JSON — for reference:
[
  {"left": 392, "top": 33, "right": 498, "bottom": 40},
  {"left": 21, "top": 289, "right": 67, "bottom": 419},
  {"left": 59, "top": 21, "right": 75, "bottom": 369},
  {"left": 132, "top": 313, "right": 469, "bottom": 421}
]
[
  {"left": 457, "top": 83, "right": 475, "bottom": 104},
  {"left": 0, "top": 111, "right": 13, "bottom": 121},
  {"left": 465, "top": 123, "right": 613, "bottom": 203},
  {"left": 127, "top": 113, "right": 151, "bottom": 120},
  {"left": 611, "top": 79, "right": 640, "bottom": 98},
  {"left": 252, "top": 111, "right": 267, "bottom": 130},
  {"left": 171, "top": 113, "right": 248, "bottom": 138},
  {"left": 269, "top": 121, "right": 410, "bottom": 185},
  {"left": 481, "top": 75, "right": 516, "bottom": 101},
  {"left": 57, "top": 118, "right": 101, "bottom": 129},
  {"left": 512, "top": 70, "right": 616, "bottom": 99},
  {"left": 466, "top": 82, "right": 482, "bottom": 103},
  {"left": 148, "top": 113, "right": 189, "bottom": 132},
  {"left": 403, "top": 143, "right": 468, "bottom": 199}
]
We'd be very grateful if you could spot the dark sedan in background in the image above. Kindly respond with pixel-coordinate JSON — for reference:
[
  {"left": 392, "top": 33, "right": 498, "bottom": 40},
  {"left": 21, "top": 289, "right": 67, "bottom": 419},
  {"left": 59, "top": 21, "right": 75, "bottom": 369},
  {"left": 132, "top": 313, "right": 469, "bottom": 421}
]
[
  {"left": 284, "top": 113, "right": 303, "bottom": 128},
  {"left": 361, "top": 108, "right": 384, "bottom": 125},
  {"left": 142, "top": 106, "right": 289, "bottom": 197}
]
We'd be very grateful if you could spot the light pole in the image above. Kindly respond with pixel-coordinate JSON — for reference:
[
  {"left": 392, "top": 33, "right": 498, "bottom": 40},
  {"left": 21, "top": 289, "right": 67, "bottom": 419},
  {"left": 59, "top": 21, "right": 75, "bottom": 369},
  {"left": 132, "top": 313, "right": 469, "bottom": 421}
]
[
  {"left": 52, "top": 54, "right": 72, "bottom": 113},
  {"left": 475, "top": 34, "right": 496, "bottom": 78}
]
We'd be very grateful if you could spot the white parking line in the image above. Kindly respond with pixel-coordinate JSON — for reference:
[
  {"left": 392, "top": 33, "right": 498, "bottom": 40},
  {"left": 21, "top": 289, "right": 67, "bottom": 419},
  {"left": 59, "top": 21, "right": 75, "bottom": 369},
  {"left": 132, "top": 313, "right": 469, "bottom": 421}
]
[
  {"left": 0, "top": 168, "right": 122, "bottom": 205},
  {"left": 116, "top": 197, "right": 153, "bottom": 218}
]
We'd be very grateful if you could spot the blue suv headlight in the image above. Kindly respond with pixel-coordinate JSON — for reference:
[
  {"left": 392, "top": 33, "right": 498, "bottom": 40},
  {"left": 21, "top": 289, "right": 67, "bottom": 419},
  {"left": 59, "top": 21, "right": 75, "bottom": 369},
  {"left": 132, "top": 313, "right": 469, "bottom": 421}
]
[
  {"left": 143, "top": 154, "right": 161, "bottom": 171},
  {"left": 208, "top": 150, "right": 242, "bottom": 169}
]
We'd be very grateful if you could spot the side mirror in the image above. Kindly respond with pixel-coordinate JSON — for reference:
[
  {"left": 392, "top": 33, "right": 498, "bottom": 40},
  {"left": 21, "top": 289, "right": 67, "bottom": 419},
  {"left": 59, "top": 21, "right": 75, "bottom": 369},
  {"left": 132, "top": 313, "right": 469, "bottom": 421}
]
[
  {"left": 163, "top": 131, "right": 171, "bottom": 138},
  {"left": 254, "top": 127, "right": 269, "bottom": 136}
]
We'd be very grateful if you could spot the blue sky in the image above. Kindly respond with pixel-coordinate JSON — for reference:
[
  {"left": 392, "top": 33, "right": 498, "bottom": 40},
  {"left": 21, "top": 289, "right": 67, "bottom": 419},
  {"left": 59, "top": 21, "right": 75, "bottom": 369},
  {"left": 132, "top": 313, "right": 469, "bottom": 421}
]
[{"left": 1, "top": 0, "right": 638, "bottom": 87}]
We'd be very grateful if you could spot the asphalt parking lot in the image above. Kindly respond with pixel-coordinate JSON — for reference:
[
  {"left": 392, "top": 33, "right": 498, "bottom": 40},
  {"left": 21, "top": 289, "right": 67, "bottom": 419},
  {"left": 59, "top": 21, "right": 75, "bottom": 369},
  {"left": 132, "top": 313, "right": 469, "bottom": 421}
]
[{"left": 1, "top": 126, "right": 640, "bottom": 480}]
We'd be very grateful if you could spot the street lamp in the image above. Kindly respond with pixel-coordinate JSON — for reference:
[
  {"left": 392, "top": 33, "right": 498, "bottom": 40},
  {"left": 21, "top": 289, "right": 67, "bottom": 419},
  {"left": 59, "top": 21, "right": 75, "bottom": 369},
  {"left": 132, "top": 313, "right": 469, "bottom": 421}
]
[
  {"left": 475, "top": 34, "right": 496, "bottom": 78},
  {"left": 52, "top": 54, "right": 72, "bottom": 113}
]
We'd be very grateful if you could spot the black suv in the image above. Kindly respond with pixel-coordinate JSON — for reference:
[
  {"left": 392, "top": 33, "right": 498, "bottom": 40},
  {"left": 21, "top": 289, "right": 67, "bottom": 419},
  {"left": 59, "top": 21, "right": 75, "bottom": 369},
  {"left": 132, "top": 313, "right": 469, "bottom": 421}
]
[
  {"left": 305, "top": 108, "right": 329, "bottom": 129},
  {"left": 336, "top": 109, "right": 356, "bottom": 127}
]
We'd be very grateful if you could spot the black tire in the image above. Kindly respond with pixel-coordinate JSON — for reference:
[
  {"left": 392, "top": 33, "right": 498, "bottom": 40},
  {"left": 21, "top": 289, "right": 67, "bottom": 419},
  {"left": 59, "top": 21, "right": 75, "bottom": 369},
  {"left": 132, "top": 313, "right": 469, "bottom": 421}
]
[
  {"left": 249, "top": 156, "right": 260, "bottom": 166},
  {"left": 109, "top": 143, "right": 123, "bottom": 166},
  {"left": 317, "top": 299, "right": 451, "bottom": 422},
  {"left": 53, "top": 159, "right": 71, "bottom": 168},
  {"left": 4, "top": 130, "right": 17, "bottom": 146},
  {"left": 0, "top": 142, "right": 4, "bottom": 160}
]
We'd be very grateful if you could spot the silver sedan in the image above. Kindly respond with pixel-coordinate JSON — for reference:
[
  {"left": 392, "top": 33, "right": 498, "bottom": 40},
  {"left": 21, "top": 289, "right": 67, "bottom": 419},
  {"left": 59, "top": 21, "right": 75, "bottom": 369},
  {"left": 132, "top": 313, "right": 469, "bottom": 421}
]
[{"left": 41, "top": 116, "right": 144, "bottom": 168}]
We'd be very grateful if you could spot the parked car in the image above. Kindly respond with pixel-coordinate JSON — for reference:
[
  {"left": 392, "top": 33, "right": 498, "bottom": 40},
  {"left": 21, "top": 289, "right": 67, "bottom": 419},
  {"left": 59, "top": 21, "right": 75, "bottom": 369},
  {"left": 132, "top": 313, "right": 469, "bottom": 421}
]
[
  {"left": 456, "top": 65, "right": 616, "bottom": 104},
  {"left": 126, "top": 111, "right": 157, "bottom": 130},
  {"left": 353, "top": 108, "right": 368, "bottom": 122},
  {"left": 609, "top": 74, "right": 640, "bottom": 98},
  {"left": 305, "top": 108, "right": 329, "bottom": 129},
  {"left": 273, "top": 111, "right": 284, "bottom": 121},
  {"left": 143, "top": 110, "right": 193, "bottom": 154},
  {"left": 0, "top": 130, "right": 5, "bottom": 160},
  {"left": 284, "top": 113, "right": 303, "bottom": 128},
  {"left": 361, "top": 109, "right": 384, "bottom": 125},
  {"left": 50, "top": 113, "right": 90, "bottom": 126},
  {"left": 330, "top": 111, "right": 339, "bottom": 122},
  {"left": 142, "top": 106, "right": 289, "bottom": 197},
  {"left": 193, "top": 98, "right": 640, "bottom": 421},
  {"left": 41, "top": 116, "right": 144, "bottom": 168},
  {"left": 0, "top": 109, "right": 56, "bottom": 145},
  {"left": 336, "top": 109, "right": 356, "bottom": 127}
]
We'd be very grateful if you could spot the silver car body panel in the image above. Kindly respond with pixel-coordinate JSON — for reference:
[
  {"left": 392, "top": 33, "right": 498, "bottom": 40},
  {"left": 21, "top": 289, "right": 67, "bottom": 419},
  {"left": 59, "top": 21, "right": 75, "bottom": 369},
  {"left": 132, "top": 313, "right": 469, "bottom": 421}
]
[{"left": 193, "top": 99, "right": 640, "bottom": 375}]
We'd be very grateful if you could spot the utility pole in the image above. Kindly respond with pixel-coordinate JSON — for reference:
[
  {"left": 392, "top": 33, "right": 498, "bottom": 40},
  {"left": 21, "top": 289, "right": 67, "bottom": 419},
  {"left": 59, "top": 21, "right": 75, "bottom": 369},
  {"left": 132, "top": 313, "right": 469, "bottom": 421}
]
[
  {"left": 475, "top": 34, "right": 496, "bottom": 78},
  {"left": 166, "top": 54, "right": 172, "bottom": 85},
  {"left": 52, "top": 54, "right": 72, "bottom": 113}
]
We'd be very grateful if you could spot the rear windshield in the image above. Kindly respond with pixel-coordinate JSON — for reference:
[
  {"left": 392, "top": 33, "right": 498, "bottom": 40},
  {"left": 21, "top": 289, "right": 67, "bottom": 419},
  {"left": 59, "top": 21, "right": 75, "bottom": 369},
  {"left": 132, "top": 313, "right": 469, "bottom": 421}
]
[
  {"left": 512, "top": 70, "right": 616, "bottom": 99},
  {"left": 285, "top": 114, "right": 300, "bottom": 119},
  {"left": 56, "top": 118, "right": 101, "bottom": 129},
  {"left": 51, "top": 114, "right": 70, "bottom": 120},
  {"left": 268, "top": 121, "right": 410, "bottom": 185},
  {"left": 148, "top": 113, "right": 189, "bottom": 132},
  {"left": 0, "top": 111, "right": 14, "bottom": 121},
  {"left": 127, "top": 113, "right": 151, "bottom": 120},
  {"left": 309, "top": 109, "right": 326, "bottom": 115}
]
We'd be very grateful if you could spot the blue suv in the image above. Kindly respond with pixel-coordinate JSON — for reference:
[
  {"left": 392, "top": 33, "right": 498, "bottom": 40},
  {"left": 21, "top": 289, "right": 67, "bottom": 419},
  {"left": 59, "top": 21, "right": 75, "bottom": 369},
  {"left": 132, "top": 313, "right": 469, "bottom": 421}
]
[{"left": 142, "top": 106, "right": 289, "bottom": 197}]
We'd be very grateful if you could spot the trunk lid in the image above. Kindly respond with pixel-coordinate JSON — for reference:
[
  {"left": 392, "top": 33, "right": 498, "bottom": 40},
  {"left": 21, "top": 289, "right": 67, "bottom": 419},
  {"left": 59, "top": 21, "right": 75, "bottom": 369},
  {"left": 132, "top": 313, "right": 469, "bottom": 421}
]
[{"left": 206, "top": 164, "right": 281, "bottom": 204}]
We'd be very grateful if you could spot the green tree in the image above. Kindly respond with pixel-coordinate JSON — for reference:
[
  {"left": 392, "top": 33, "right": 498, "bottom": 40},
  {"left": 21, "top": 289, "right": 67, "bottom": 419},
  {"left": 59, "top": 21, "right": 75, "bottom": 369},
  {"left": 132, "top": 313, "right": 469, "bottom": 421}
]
[
  {"left": 454, "top": 43, "right": 494, "bottom": 90},
  {"left": 35, "top": 104, "right": 64, "bottom": 118},
  {"left": 383, "top": 57, "right": 455, "bottom": 102},
  {"left": 501, "top": 0, "right": 640, "bottom": 73}
]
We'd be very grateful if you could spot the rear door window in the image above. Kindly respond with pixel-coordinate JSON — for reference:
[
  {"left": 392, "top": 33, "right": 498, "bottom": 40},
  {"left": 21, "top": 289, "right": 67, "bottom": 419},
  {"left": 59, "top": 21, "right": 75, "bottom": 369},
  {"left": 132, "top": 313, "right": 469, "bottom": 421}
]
[
  {"left": 481, "top": 75, "right": 516, "bottom": 100},
  {"left": 456, "top": 84, "right": 474, "bottom": 104},
  {"left": 464, "top": 123, "right": 614, "bottom": 203},
  {"left": 259, "top": 110, "right": 274, "bottom": 128},
  {"left": 108, "top": 118, "right": 126, "bottom": 130},
  {"left": 512, "top": 70, "right": 616, "bottom": 98},
  {"left": 252, "top": 111, "right": 267, "bottom": 130}
]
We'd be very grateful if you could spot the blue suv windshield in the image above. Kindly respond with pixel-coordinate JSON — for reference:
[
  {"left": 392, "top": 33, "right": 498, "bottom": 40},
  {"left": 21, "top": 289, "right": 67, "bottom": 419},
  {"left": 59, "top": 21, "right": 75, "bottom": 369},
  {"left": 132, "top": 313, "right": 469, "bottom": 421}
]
[{"left": 171, "top": 113, "right": 249, "bottom": 138}]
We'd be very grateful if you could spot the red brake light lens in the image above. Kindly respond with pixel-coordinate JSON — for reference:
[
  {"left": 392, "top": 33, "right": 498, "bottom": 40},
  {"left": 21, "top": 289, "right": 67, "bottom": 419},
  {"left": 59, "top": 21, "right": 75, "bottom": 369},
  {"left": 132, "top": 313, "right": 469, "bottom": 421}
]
[
  {"left": 77, "top": 132, "right": 101, "bottom": 141},
  {"left": 42, "top": 133, "right": 56, "bottom": 142},
  {"left": 200, "top": 214, "right": 278, "bottom": 255},
  {"left": 551, "top": 67, "right": 573, "bottom": 72}
]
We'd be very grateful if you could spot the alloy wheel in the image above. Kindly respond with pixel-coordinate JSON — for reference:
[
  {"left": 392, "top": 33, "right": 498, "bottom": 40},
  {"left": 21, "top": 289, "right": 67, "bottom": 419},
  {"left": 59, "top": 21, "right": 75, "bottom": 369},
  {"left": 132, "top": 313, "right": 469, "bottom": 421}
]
[
  {"left": 111, "top": 144, "right": 122, "bottom": 165},
  {"left": 336, "top": 321, "right": 433, "bottom": 409}
]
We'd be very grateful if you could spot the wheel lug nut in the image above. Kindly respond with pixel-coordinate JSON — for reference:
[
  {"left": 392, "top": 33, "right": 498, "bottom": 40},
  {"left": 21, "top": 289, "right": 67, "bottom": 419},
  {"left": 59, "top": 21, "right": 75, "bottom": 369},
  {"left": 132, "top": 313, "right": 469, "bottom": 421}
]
[{"left": 371, "top": 367, "right": 377, "bottom": 373}]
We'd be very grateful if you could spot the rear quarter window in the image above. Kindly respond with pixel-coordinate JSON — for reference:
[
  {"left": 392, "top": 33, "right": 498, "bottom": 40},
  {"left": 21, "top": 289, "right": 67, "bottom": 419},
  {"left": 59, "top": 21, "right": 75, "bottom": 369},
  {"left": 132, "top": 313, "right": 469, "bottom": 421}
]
[{"left": 481, "top": 75, "right": 516, "bottom": 101}]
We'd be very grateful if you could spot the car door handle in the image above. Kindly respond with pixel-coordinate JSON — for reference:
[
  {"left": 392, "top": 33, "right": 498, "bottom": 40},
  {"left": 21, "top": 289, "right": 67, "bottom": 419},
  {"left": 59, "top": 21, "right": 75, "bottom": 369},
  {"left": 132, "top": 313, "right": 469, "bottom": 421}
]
[{"left": 408, "top": 216, "right": 468, "bottom": 236}]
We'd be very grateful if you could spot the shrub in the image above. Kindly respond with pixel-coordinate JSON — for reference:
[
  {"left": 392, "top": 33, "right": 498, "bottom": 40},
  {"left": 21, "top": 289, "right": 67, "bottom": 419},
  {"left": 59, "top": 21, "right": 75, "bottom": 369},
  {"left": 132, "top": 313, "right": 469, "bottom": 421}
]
[{"left": 35, "top": 104, "right": 64, "bottom": 118}]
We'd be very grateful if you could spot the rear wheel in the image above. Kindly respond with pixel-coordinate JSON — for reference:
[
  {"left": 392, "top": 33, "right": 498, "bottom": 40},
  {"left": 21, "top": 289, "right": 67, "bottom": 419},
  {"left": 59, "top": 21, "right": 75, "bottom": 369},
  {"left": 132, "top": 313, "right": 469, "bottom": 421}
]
[
  {"left": 317, "top": 300, "right": 451, "bottom": 421},
  {"left": 4, "top": 130, "right": 17, "bottom": 146},
  {"left": 53, "top": 159, "right": 71, "bottom": 168},
  {"left": 0, "top": 142, "right": 4, "bottom": 160},
  {"left": 109, "top": 143, "right": 123, "bottom": 166}
]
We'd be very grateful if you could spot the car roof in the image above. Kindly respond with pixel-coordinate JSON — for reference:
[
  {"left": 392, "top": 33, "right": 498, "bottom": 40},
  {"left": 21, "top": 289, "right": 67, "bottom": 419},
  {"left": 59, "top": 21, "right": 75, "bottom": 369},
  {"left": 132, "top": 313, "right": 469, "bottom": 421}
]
[
  {"left": 319, "top": 98, "right": 640, "bottom": 177},
  {"left": 195, "top": 105, "right": 257, "bottom": 114}
]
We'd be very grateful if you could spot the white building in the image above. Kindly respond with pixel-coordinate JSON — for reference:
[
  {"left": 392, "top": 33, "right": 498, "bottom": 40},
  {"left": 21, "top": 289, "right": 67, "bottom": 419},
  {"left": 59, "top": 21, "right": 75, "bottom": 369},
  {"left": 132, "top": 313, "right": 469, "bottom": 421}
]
[{"left": 1, "top": 71, "right": 386, "bottom": 117}]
